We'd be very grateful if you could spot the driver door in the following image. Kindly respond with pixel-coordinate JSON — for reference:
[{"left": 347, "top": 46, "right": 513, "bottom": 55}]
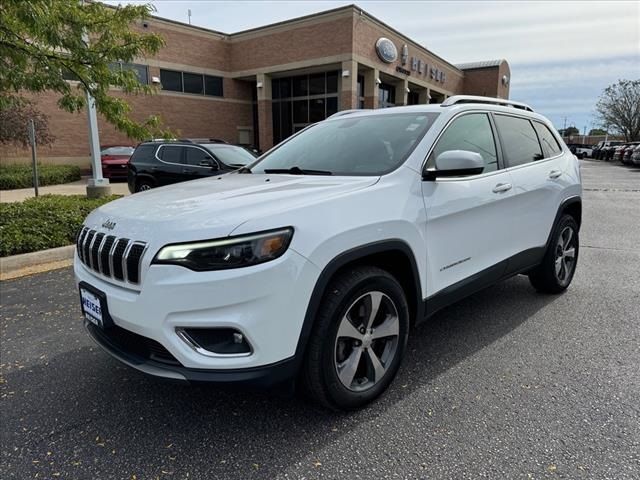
[
  {"left": 422, "top": 112, "right": 518, "bottom": 298},
  {"left": 183, "top": 146, "right": 221, "bottom": 181}
]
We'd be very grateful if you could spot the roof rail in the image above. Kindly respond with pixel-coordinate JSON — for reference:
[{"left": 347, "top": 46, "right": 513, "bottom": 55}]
[
  {"left": 441, "top": 95, "right": 534, "bottom": 112},
  {"left": 327, "top": 109, "right": 368, "bottom": 119}
]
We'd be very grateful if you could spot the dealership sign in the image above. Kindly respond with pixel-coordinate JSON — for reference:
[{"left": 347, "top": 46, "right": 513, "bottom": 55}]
[
  {"left": 376, "top": 38, "right": 446, "bottom": 84},
  {"left": 375, "top": 37, "right": 398, "bottom": 63}
]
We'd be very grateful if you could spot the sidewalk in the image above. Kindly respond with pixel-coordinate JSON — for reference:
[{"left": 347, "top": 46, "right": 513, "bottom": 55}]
[{"left": 0, "top": 177, "right": 131, "bottom": 202}]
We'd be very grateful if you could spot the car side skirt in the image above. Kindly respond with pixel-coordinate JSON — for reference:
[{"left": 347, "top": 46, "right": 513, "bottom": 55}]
[{"left": 423, "top": 247, "right": 545, "bottom": 320}]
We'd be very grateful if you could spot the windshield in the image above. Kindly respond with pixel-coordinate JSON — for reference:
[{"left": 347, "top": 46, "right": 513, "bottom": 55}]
[
  {"left": 250, "top": 112, "right": 439, "bottom": 176},
  {"left": 101, "top": 146, "right": 134, "bottom": 156},
  {"left": 200, "top": 144, "right": 257, "bottom": 166}
]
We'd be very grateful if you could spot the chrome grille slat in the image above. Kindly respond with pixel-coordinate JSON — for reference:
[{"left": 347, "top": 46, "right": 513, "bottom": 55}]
[{"left": 77, "top": 227, "right": 146, "bottom": 285}]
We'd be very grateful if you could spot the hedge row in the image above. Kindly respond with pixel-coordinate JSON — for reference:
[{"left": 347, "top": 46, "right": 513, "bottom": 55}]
[
  {"left": 0, "top": 164, "right": 82, "bottom": 190},
  {"left": 0, "top": 194, "right": 120, "bottom": 257}
]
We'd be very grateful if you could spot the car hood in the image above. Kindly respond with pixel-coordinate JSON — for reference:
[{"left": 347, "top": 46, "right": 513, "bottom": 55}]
[{"left": 84, "top": 173, "right": 378, "bottom": 243}]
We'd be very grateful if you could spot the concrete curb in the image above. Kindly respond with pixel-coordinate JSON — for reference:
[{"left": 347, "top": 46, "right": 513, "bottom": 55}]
[{"left": 0, "top": 245, "right": 75, "bottom": 280}]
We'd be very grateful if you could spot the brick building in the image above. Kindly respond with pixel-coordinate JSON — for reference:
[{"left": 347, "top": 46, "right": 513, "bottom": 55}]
[{"left": 0, "top": 4, "right": 511, "bottom": 167}]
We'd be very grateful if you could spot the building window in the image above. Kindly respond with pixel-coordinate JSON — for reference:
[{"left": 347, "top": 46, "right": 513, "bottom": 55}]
[
  {"left": 407, "top": 91, "right": 420, "bottom": 105},
  {"left": 160, "top": 69, "right": 224, "bottom": 97},
  {"left": 183, "top": 72, "right": 204, "bottom": 94},
  {"left": 106, "top": 62, "right": 149, "bottom": 84},
  {"left": 160, "top": 69, "right": 182, "bottom": 92},
  {"left": 204, "top": 75, "right": 223, "bottom": 97},
  {"left": 378, "top": 83, "right": 396, "bottom": 108},
  {"left": 271, "top": 71, "right": 339, "bottom": 144}
]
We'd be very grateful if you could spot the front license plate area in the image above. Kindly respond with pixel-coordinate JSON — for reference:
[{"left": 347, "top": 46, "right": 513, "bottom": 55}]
[{"left": 79, "top": 282, "right": 114, "bottom": 329}]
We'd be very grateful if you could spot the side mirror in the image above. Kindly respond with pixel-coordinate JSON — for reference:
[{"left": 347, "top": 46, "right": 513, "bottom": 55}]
[
  {"left": 199, "top": 158, "right": 214, "bottom": 168},
  {"left": 423, "top": 150, "right": 485, "bottom": 180}
]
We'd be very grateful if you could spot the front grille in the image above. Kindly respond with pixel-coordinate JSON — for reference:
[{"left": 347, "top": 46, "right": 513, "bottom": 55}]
[
  {"left": 88, "top": 322, "right": 181, "bottom": 366},
  {"left": 76, "top": 227, "right": 147, "bottom": 284}
]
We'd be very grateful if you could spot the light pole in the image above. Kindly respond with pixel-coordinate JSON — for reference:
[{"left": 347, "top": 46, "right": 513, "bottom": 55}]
[{"left": 81, "top": 0, "right": 111, "bottom": 198}]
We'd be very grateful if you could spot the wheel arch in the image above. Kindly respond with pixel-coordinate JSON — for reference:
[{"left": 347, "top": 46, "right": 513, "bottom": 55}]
[
  {"left": 545, "top": 196, "right": 582, "bottom": 250},
  {"left": 294, "top": 240, "right": 423, "bottom": 362},
  {"left": 135, "top": 174, "right": 156, "bottom": 189}
]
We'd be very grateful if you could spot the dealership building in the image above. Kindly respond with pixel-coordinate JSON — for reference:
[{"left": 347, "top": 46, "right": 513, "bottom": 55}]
[{"left": 1, "top": 4, "right": 511, "bottom": 166}]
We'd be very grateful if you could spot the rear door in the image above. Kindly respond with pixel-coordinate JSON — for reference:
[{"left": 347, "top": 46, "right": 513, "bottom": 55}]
[
  {"left": 493, "top": 114, "right": 566, "bottom": 270},
  {"left": 155, "top": 145, "right": 186, "bottom": 186},
  {"left": 422, "top": 112, "right": 518, "bottom": 296}
]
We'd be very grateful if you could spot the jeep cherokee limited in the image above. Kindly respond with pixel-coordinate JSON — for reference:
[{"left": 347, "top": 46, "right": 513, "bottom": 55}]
[{"left": 74, "top": 96, "right": 582, "bottom": 410}]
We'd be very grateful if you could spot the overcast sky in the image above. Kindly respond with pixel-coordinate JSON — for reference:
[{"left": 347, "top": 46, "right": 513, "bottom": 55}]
[{"left": 108, "top": 0, "right": 639, "bottom": 134}]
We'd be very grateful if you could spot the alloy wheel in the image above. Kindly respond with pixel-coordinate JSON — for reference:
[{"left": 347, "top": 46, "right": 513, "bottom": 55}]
[
  {"left": 555, "top": 226, "right": 577, "bottom": 286},
  {"left": 334, "top": 291, "right": 400, "bottom": 392}
]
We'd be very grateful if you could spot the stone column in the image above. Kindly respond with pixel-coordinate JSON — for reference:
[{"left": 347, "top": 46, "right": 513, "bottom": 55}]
[
  {"left": 396, "top": 77, "right": 409, "bottom": 106},
  {"left": 340, "top": 59, "right": 358, "bottom": 111},
  {"left": 256, "top": 73, "right": 273, "bottom": 151},
  {"left": 363, "top": 68, "right": 378, "bottom": 109},
  {"left": 418, "top": 87, "right": 431, "bottom": 104}
]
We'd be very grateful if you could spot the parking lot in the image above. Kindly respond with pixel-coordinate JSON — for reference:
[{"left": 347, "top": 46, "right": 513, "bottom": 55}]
[{"left": 1, "top": 159, "right": 638, "bottom": 479}]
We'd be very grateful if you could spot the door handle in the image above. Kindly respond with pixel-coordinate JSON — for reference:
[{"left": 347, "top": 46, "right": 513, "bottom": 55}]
[
  {"left": 182, "top": 168, "right": 195, "bottom": 174},
  {"left": 549, "top": 170, "right": 562, "bottom": 179},
  {"left": 492, "top": 183, "right": 512, "bottom": 193}
]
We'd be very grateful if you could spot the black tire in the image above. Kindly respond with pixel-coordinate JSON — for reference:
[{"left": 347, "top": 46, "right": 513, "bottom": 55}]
[
  {"left": 529, "top": 215, "right": 579, "bottom": 294},
  {"left": 300, "top": 266, "right": 410, "bottom": 410},
  {"left": 135, "top": 178, "right": 154, "bottom": 192}
]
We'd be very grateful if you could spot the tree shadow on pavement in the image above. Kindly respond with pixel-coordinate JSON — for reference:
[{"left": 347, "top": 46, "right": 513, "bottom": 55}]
[{"left": 1, "top": 275, "right": 559, "bottom": 479}]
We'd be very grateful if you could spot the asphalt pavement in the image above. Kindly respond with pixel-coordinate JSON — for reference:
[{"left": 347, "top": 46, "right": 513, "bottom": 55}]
[{"left": 1, "top": 159, "right": 639, "bottom": 479}]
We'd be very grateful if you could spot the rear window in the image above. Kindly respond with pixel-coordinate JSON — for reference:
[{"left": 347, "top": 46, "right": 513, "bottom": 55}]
[
  {"left": 129, "top": 144, "right": 156, "bottom": 163},
  {"left": 532, "top": 122, "right": 562, "bottom": 158},
  {"left": 494, "top": 115, "right": 543, "bottom": 167}
]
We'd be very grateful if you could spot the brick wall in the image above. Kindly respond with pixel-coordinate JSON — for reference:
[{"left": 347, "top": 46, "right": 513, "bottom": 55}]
[
  {"left": 462, "top": 61, "right": 511, "bottom": 99},
  {"left": 229, "top": 16, "right": 354, "bottom": 72}
]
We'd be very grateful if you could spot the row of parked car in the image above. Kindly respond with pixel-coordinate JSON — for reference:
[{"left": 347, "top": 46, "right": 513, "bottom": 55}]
[
  {"left": 591, "top": 140, "right": 640, "bottom": 165},
  {"left": 97, "top": 139, "right": 259, "bottom": 191}
]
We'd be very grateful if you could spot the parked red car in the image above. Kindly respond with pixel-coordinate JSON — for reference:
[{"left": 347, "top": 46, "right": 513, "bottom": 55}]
[{"left": 100, "top": 145, "right": 135, "bottom": 179}]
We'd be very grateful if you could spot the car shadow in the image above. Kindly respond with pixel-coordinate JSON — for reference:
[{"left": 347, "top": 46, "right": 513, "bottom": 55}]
[{"left": 2, "top": 275, "right": 558, "bottom": 478}]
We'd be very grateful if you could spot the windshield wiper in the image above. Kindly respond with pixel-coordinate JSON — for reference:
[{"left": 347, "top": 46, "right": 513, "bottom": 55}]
[
  {"left": 263, "top": 166, "right": 332, "bottom": 175},
  {"left": 236, "top": 166, "right": 252, "bottom": 173}
]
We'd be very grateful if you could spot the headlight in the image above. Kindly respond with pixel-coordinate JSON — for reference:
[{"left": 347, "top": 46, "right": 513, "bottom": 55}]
[{"left": 152, "top": 228, "right": 293, "bottom": 271}]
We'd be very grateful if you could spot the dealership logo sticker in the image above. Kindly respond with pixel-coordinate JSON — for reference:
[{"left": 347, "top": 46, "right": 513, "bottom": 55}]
[{"left": 375, "top": 37, "right": 398, "bottom": 63}]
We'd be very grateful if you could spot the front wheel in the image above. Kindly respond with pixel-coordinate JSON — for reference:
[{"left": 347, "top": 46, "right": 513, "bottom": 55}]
[
  {"left": 301, "top": 266, "right": 410, "bottom": 410},
  {"left": 529, "top": 215, "right": 579, "bottom": 293},
  {"left": 135, "top": 178, "right": 154, "bottom": 192}
]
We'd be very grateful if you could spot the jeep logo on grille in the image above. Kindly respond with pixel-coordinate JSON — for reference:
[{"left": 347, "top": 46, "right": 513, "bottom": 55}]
[{"left": 102, "top": 220, "right": 116, "bottom": 230}]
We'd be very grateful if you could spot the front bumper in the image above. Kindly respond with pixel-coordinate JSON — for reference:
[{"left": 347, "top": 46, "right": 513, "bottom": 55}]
[
  {"left": 84, "top": 321, "right": 298, "bottom": 386},
  {"left": 74, "top": 248, "right": 320, "bottom": 380}
]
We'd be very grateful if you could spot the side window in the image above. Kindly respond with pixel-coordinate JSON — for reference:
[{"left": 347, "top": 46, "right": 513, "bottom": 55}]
[
  {"left": 159, "top": 145, "right": 183, "bottom": 164},
  {"left": 532, "top": 122, "right": 562, "bottom": 158},
  {"left": 428, "top": 113, "right": 498, "bottom": 173},
  {"left": 495, "top": 115, "right": 544, "bottom": 167},
  {"left": 184, "top": 147, "right": 215, "bottom": 167}
]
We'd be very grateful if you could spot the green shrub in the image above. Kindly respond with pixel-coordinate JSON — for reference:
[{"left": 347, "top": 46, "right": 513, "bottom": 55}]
[
  {"left": 0, "top": 194, "right": 120, "bottom": 257},
  {"left": 0, "top": 163, "right": 82, "bottom": 190}
]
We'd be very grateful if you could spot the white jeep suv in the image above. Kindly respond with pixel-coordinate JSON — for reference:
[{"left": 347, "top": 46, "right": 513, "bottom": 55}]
[{"left": 75, "top": 96, "right": 582, "bottom": 410}]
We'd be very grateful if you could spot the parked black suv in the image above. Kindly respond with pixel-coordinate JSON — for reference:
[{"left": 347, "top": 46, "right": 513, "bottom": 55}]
[{"left": 127, "top": 139, "right": 258, "bottom": 193}]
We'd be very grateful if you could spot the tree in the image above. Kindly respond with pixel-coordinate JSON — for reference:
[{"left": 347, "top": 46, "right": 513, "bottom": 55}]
[
  {"left": 0, "top": 0, "right": 170, "bottom": 140},
  {"left": 596, "top": 79, "right": 640, "bottom": 142},
  {"left": 588, "top": 128, "right": 607, "bottom": 136},
  {"left": 559, "top": 126, "right": 579, "bottom": 137},
  {"left": 0, "top": 97, "right": 55, "bottom": 147}
]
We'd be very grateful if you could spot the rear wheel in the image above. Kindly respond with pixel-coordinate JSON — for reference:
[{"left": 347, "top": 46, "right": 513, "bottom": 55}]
[
  {"left": 301, "top": 266, "right": 409, "bottom": 410},
  {"left": 529, "top": 215, "right": 579, "bottom": 293}
]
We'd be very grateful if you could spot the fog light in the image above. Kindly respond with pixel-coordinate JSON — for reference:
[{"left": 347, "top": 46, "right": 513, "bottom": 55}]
[{"left": 176, "top": 328, "right": 252, "bottom": 356}]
